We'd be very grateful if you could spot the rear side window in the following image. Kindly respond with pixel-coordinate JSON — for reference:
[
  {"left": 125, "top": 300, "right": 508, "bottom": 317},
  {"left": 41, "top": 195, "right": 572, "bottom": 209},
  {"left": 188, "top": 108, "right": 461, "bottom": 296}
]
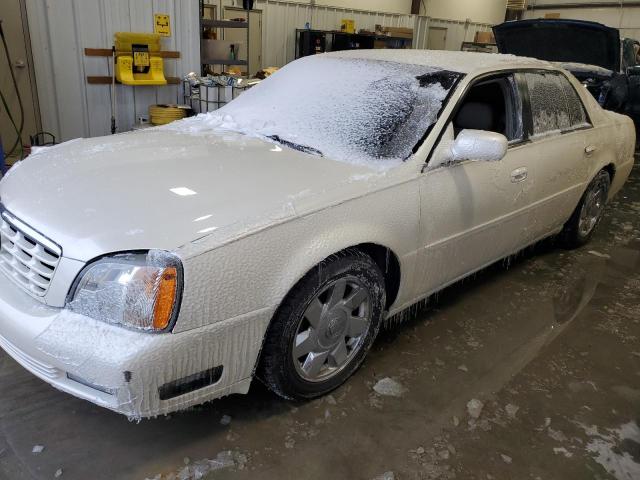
[{"left": 523, "top": 71, "right": 589, "bottom": 138}]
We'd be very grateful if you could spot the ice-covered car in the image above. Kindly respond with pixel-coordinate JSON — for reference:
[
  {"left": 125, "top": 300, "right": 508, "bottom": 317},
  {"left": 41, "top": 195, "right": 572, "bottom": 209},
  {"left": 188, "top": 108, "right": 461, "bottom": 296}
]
[
  {"left": 0, "top": 50, "right": 634, "bottom": 418},
  {"left": 493, "top": 19, "right": 640, "bottom": 120}
]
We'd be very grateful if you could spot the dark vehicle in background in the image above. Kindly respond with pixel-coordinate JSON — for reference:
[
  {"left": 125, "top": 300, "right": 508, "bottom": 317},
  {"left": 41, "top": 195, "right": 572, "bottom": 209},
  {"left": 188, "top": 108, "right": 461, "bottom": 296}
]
[{"left": 494, "top": 19, "right": 640, "bottom": 122}]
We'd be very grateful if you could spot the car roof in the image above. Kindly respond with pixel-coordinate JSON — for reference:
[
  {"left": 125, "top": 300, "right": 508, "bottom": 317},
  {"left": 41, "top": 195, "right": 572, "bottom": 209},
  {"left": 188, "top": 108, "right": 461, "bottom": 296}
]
[{"left": 325, "top": 49, "right": 553, "bottom": 74}]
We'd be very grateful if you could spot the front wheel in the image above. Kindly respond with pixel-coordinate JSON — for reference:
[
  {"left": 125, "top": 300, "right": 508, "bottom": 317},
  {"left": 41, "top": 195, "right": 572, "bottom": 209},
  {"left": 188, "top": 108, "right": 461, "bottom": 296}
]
[
  {"left": 560, "top": 170, "right": 610, "bottom": 248},
  {"left": 258, "top": 250, "right": 386, "bottom": 400}
]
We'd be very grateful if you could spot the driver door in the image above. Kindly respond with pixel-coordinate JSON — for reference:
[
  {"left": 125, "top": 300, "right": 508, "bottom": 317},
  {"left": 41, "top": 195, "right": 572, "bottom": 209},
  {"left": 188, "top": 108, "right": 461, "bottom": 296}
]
[{"left": 413, "top": 73, "right": 537, "bottom": 297}]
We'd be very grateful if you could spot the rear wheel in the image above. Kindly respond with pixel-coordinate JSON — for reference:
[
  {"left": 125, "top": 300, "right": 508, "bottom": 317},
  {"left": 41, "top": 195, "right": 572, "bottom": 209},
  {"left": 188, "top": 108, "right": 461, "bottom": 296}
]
[
  {"left": 560, "top": 170, "right": 610, "bottom": 248},
  {"left": 258, "top": 250, "right": 385, "bottom": 400}
]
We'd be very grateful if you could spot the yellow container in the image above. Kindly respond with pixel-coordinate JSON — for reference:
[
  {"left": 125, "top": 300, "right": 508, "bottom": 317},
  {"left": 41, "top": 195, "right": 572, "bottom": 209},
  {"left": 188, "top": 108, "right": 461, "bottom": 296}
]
[
  {"left": 114, "top": 32, "right": 167, "bottom": 86},
  {"left": 341, "top": 19, "right": 355, "bottom": 34}
]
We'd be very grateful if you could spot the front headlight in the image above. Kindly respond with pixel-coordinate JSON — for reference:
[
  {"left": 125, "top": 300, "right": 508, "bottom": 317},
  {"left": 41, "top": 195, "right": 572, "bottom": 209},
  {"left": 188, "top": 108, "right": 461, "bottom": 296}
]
[{"left": 68, "top": 250, "right": 183, "bottom": 332}]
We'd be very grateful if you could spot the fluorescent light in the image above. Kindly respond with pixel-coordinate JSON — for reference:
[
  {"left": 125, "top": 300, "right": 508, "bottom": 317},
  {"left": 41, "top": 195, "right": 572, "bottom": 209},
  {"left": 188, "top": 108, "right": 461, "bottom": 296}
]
[
  {"left": 270, "top": 145, "right": 282, "bottom": 152},
  {"left": 197, "top": 226, "right": 218, "bottom": 234},
  {"left": 193, "top": 214, "right": 212, "bottom": 222},
  {"left": 170, "top": 187, "right": 197, "bottom": 196}
]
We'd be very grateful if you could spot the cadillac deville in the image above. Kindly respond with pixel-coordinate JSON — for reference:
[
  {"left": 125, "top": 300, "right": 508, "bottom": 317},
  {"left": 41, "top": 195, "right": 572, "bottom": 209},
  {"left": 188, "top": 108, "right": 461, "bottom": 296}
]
[{"left": 0, "top": 50, "right": 634, "bottom": 417}]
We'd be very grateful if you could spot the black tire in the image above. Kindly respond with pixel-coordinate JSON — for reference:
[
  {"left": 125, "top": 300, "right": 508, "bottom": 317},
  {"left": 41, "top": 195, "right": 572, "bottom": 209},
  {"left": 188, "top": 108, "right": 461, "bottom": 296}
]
[
  {"left": 257, "top": 249, "right": 386, "bottom": 400},
  {"left": 560, "top": 170, "right": 611, "bottom": 249}
]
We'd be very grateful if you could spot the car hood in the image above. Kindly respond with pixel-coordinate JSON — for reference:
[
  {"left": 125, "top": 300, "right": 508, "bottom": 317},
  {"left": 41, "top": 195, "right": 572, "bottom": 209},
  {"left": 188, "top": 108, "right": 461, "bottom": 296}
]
[
  {"left": 0, "top": 129, "right": 383, "bottom": 261},
  {"left": 493, "top": 19, "right": 620, "bottom": 72}
]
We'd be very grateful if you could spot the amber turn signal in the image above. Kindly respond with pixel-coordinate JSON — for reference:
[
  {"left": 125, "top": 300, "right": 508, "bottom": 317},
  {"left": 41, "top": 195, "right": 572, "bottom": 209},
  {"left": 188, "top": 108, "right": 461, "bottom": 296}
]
[{"left": 153, "top": 267, "right": 178, "bottom": 330}]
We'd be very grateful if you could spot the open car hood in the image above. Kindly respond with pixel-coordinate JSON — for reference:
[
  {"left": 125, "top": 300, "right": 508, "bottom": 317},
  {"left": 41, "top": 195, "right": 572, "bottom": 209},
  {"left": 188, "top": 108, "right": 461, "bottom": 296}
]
[{"left": 493, "top": 19, "right": 620, "bottom": 73}]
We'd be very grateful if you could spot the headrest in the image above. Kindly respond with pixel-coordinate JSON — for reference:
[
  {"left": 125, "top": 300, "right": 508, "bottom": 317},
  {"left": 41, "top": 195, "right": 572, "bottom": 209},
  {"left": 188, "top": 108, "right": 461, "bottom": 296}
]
[{"left": 455, "top": 102, "right": 494, "bottom": 131}]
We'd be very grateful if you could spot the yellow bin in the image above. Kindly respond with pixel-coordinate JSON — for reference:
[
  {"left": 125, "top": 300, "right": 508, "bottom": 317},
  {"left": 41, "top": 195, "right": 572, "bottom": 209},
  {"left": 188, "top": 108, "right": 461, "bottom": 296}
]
[{"left": 114, "top": 32, "right": 167, "bottom": 86}]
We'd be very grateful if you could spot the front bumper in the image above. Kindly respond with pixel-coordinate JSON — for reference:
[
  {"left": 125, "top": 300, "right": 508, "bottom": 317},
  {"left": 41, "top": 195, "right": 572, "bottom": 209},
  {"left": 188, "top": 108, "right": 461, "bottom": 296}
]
[{"left": 0, "top": 273, "right": 273, "bottom": 418}]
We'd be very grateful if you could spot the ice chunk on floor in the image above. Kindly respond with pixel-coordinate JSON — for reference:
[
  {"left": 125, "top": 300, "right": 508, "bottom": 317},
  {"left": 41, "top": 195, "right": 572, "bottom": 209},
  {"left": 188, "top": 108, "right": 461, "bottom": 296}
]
[
  {"left": 373, "top": 377, "right": 405, "bottom": 397},
  {"left": 467, "top": 399, "right": 484, "bottom": 419}
]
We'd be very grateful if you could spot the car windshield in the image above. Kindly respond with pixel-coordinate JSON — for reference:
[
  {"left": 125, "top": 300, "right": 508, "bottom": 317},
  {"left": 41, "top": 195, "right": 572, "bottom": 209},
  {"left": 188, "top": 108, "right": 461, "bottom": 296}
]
[{"left": 171, "top": 55, "right": 462, "bottom": 167}]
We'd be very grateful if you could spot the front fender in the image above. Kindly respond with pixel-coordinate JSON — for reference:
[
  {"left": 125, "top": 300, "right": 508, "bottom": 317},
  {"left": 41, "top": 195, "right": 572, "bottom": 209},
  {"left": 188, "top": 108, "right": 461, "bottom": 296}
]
[{"left": 173, "top": 181, "right": 420, "bottom": 332}]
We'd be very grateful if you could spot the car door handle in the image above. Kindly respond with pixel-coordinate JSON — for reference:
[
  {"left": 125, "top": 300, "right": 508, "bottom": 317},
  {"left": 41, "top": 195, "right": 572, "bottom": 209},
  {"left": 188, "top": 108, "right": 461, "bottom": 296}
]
[
  {"left": 585, "top": 145, "right": 598, "bottom": 155},
  {"left": 510, "top": 167, "right": 528, "bottom": 183}
]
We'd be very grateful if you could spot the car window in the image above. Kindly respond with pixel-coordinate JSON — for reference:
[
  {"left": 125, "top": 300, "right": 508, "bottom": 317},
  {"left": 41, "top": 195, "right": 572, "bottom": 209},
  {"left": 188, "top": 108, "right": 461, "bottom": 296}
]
[
  {"left": 452, "top": 74, "right": 524, "bottom": 144},
  {"left": 523, "top": 71, "right": 590, "bottom": 138}
]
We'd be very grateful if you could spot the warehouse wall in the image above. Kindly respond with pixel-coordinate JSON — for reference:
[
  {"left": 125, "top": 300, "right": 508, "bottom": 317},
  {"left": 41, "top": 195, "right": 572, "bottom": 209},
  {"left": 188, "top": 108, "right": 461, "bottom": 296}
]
[
  {"left": 524, "top": 1, "right": 640, "bottom": 39},
  {"left": 420, "top": 0, "right": 507, "bottom": 24},
  {"left": 256, "top": 0, "right": 493, "bottom": 67},
  {"left": 413, "top": 16, "right": 494, "bottom": 51},
  {"left": 314, "top": 0, "right": 413, "bottom": 14},
  {"left": 25, "top": 0, "right": 497, "bottom": 142},
  {"left": 24, "top": 0, "right": 200, "bottom": 142},
  {"left": 256, "top": 0, "right": 415, "bottom": 67}
]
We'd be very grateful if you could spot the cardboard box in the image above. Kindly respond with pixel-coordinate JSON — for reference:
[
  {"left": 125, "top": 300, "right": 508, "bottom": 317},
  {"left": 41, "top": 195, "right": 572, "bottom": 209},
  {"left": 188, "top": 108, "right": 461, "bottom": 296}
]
[
  {"left": 378, "top": 26, "right": 413, "bottom": 39},
  {"left": 474, "top": 31, "right": 495, "bottom": 44}
]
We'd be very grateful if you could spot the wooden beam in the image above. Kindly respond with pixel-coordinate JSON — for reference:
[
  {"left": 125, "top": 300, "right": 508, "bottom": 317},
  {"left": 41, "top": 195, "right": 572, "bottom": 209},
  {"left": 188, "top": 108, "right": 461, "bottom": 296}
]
[
  {"left": 84, "top": 48, "right": 180, "bottom": 58},
  {"left": 87, "top": 76, "right": 181, "bottom": 85},
  {"left": 411, "top": 0, "right": 421, "bottom": 15}
]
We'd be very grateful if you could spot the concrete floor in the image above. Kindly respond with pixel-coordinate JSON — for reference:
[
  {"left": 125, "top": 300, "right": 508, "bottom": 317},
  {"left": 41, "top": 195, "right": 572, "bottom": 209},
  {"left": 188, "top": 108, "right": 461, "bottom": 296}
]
[{"left": 1, "top": 162, "right": 640, "bottom": 480}]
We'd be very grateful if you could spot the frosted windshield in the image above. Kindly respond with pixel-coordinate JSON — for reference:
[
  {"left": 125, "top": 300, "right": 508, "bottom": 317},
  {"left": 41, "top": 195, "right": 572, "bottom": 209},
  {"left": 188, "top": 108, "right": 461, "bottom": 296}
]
[{"left": 172, "top": 56, "right": 462, "bottom": 167}]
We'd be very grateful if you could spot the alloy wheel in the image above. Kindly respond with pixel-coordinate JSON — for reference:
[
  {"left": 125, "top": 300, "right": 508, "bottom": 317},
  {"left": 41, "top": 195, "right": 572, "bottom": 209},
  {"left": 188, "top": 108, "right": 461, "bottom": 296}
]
[{"left": 292, "top": 276, "right": 372, "bottom": 382}]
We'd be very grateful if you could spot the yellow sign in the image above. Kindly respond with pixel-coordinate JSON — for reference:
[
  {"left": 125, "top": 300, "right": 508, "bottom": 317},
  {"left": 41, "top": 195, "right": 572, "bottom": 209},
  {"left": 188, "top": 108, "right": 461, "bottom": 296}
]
[{"left": 154, "top": 13, "right": 171, "bottom": 37}]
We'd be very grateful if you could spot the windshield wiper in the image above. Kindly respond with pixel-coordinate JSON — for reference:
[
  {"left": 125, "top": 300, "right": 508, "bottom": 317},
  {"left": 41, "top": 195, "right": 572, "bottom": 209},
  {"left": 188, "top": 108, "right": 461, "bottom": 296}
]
[{"left": 268, "top": 135, "right": 323, "bottom": 157}]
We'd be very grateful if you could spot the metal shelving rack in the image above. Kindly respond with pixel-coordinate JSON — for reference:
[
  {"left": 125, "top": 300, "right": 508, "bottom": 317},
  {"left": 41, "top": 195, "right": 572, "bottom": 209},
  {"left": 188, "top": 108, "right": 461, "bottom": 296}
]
[
  {"left": 294, "top": 29, "right": 412, "bottom": 59},
  {"left": 199, "top": 1, "right": 250, "bottom": 75},
  {"left": 183, "top": 2, "right": 253, "bottom": 113}
]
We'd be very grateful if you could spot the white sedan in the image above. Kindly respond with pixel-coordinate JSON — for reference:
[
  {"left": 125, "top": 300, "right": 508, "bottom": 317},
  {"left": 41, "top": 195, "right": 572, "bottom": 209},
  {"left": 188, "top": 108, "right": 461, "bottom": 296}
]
[{"left": 0, "top": 50, "right": 634, "bottom": 418}]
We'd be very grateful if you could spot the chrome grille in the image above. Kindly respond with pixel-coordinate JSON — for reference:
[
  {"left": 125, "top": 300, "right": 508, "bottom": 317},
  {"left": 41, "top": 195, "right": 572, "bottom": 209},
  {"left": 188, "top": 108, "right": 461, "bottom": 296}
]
[{"left": 0, "top": 211, "right": 61, "bottom": 297}]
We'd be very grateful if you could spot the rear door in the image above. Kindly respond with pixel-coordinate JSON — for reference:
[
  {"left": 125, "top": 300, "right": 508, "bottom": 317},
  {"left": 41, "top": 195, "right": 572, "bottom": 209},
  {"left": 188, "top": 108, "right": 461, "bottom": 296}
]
[{"left": 518, "top": 70, "right": 593, "bottom": 239}]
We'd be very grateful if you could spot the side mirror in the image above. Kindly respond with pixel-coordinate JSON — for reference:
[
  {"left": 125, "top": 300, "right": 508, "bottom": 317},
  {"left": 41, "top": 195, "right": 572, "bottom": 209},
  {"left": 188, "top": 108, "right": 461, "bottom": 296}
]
[{"left": 450, "top": 129, "right": 508, "bottom": 163}]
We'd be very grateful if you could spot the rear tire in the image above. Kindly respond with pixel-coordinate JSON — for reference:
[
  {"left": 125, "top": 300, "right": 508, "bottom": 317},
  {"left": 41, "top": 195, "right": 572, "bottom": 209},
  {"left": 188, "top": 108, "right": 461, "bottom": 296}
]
[
  {"left": 257, "top": 250, "right": 386, "bottom": 400},
  {"left": 560, "top": 170, "right": 610, "bottom": 249}
]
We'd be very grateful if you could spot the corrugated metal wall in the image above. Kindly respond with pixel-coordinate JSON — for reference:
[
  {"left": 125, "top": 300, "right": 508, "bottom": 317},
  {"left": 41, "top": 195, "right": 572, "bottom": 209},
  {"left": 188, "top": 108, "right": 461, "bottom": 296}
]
[
  {"left": 255, "top": 1, "right": 493, "bottom": 67},
  {"left": 413, "top": 16, "right": 493, "bottom": 51},
  {"left": 25, "top": 0, "right": 200, "bottom": 141},
  {"left": 255, "top": 0, "right": 415, "bottom": 67},
  {"left": 25, "top": 0, "right": 496, "bottom": 141}
]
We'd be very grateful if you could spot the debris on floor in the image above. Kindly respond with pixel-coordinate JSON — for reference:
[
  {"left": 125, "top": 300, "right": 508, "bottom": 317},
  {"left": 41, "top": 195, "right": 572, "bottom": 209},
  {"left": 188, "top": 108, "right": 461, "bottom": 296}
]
[
  {"left": 373, "top": 377, "right": 405, "bottom": 397},
  {"left": 372, "top": 472, "right": 395, "bottom": 480},
  {"left": 588, "top": 250, "right": 611, "bottom": 259},
  {"left": 145, "top": 451, "right": 248, "bottom": 480},
  {"left": 504, "top": 404, "right": 519, "bottom": 419},
  {"left": 467, "top": 399, "right": 484, "bottom": 419}
]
